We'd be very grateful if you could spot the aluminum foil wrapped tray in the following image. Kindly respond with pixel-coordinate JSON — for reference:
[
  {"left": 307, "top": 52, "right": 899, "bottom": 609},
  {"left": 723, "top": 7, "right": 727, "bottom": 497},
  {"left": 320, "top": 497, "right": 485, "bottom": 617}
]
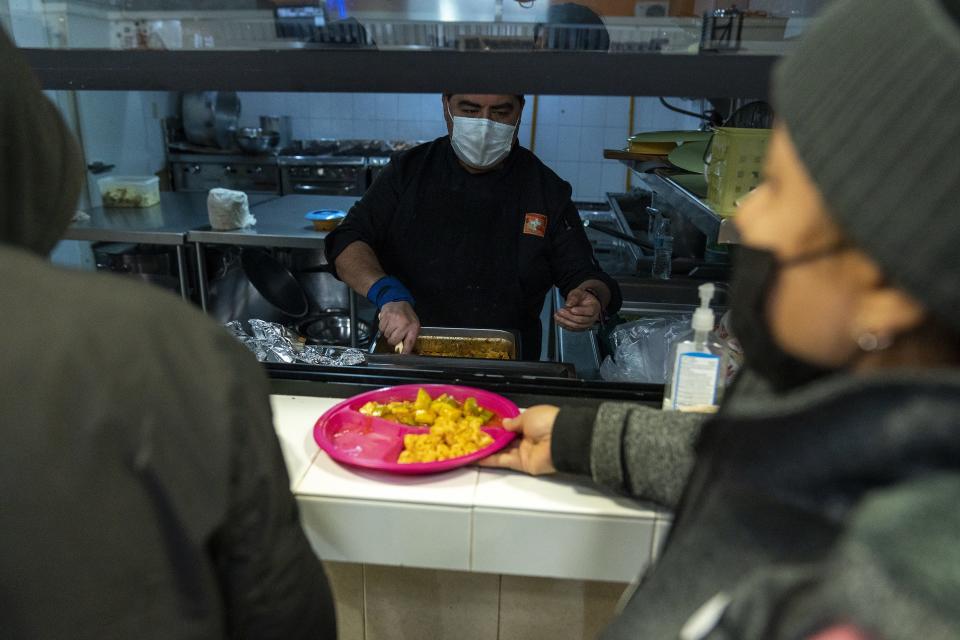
[{"left": 226, "top": 319, "right": 366, "bottom": 366}]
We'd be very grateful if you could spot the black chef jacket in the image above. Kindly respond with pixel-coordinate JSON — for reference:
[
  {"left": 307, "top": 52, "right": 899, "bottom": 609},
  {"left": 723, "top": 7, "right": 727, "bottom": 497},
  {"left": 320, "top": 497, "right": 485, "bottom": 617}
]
[{"left": 325, "top": 136, "right": 622, "bottom": 360}]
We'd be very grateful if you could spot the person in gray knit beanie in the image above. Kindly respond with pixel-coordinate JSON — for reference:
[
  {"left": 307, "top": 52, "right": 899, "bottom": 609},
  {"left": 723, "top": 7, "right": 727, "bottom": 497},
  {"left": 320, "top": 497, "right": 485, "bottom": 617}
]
[
  {"left": 484, "top": 1, "right": 960, "bottom": 639},
  {"left": 774, "top": 0, "right": 960, "bottom": 335}
]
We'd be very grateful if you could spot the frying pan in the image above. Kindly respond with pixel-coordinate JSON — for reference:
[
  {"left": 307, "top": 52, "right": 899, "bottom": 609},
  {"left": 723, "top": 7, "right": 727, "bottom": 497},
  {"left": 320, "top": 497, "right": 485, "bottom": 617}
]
[{"left": 240, "top": 248, "right": 331, "bottom": 318}]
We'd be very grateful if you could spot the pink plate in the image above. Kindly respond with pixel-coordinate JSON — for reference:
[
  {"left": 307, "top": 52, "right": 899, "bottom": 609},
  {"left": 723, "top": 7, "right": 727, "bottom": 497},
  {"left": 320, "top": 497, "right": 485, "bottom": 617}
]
[{"left": 313, "top": 384, "right": 519, "bottom": 475}]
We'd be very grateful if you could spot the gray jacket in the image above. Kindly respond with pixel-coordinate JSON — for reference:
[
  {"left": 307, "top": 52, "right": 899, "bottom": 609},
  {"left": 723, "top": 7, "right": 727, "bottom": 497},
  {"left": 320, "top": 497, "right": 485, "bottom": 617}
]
[
  {"left": 552, "top": 370, "right": 960, "bottom": 640},
  {"left": 1, "top": 30, "right": 334, "bottom": 639}
]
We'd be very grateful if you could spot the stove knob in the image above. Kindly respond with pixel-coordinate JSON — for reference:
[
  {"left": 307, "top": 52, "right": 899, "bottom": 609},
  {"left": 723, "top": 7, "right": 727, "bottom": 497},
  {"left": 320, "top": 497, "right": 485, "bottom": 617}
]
[
  {"left": 253, "top": 166, "right": 264, "bottom": 175},
  {"left": 316, "top": 167, "right": 325, "bottom": 177},
  {"left": 224, "top": 165, "right": 236, "bottom": 175},
  {"left": 186, "top": 164, "right": 201, "bottom": 174}
]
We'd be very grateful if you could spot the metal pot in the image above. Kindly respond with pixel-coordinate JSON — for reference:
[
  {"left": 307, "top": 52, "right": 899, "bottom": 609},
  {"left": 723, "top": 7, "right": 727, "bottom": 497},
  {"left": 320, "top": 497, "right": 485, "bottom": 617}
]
[
  {"left": 236, "top": 127, "right": 280, "bottom": 154},
  {"left": 181, "top": 91, "right": 241, "bottom": 149}
]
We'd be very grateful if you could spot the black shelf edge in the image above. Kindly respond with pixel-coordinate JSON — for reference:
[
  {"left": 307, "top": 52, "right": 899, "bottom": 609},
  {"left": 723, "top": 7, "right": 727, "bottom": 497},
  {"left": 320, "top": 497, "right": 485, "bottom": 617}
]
[
  {"left": 264, "top": 362, "right": 664, "bottom": 405},
  {"left": 21, "top": 48, "right": 776, "bottom": 97}
]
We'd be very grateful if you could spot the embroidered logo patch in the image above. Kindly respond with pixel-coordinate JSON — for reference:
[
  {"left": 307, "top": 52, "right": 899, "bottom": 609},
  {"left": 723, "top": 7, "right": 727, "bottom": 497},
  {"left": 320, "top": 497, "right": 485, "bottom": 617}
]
[{"left": 523, "top": 213, "right": 547, "bottom": 237}]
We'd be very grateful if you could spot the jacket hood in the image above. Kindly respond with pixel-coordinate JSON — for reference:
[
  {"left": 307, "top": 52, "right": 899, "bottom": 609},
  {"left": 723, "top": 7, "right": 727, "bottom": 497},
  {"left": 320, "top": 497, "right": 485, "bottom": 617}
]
[{"left": 0, "top": 28, "right": 83, "bottom": 255}]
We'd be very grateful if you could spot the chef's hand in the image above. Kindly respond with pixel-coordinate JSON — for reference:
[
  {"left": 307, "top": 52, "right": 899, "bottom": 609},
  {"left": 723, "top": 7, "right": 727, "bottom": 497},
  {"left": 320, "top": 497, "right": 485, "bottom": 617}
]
[
  {"left": 554, "top": 288, "right": 601, "bottom": 331},
  {"left": 379, "top": 301, "right": 420, "bottom": 354},
  {"left": 478, "top": 405, "right": 558, "bottom": 475}
]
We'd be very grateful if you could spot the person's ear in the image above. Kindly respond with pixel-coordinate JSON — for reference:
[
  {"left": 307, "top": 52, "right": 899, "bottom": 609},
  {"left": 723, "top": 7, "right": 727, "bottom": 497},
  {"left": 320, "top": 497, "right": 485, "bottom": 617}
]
[
  {"left": 850, "top": 286, "right": 927, "bottom": 349},
  {"left": 442, "top": 95, "right": 453, "bottom": 133}
]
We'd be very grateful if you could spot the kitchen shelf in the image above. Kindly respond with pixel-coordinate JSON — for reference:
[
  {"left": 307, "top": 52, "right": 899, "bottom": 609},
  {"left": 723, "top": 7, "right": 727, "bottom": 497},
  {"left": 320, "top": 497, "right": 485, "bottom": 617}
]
[
  {"left": 617, "top": 163, "right": 741, "bottom": 245},
  {"left": 603, "top": 149, "right": 672, "bottom": 174},
  {"left": 21, "top": 48, "right": 777, "bottom": 97}
]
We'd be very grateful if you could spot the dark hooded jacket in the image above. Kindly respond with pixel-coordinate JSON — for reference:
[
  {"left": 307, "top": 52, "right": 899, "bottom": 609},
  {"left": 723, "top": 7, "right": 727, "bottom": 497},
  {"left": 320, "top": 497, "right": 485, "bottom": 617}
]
[
  {"left": 553, "top": 368, "right": 960, "bottom": 640},
  {"left": 0, "top": 30, "right": 335, "bottom": 639}
]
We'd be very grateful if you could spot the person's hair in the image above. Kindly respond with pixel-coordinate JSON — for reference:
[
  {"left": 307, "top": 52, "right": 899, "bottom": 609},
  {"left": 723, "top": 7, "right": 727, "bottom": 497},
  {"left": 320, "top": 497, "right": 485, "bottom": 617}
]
[{"left": 442, "top": 94, "right": 525, "bottom": 106}]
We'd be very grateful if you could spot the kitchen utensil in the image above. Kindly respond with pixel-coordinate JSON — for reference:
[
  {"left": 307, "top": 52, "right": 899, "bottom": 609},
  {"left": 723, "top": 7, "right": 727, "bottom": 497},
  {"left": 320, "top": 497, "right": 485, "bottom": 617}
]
[
  {"left": 259, "top": 114, "right": 292, "bottom": 147},
  {"left": 313, "top": 384, "right": 519, "bottom": 475},
  {"left": 297, "top": 311, "right": 371, "bottom": 346},
  {"left": 241, "top": 248, "right": 313, "bottom": 318},
  {"left": 626, "top": 131, "right": 711, "bottom": 155},
  {"left": 235, "top": 127, "right": 280, "bottom": 154},
  {"left": 582, "top": 219, "right": 652, "bottom": 251},
  {"left": 668, "top": 139, "right": 711, "bottom": 174},
  {"left": 628, "top": 130, "right": 713, "bottom": 144},
  {"left": 181, "top": 91, "right": 241, "bottom": 149},
  {"left": 669, "top": 173, "right": 709, "bottom": 198},
  {"left": 240, "top": 248, "right": 346, "bottom": 324}
]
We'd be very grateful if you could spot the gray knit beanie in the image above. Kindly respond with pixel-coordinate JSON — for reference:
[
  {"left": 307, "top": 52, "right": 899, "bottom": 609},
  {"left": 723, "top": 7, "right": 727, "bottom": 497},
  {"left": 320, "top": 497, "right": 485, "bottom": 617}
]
[{"left": 773, "top": 0, "right": 960, "bottom": 331}]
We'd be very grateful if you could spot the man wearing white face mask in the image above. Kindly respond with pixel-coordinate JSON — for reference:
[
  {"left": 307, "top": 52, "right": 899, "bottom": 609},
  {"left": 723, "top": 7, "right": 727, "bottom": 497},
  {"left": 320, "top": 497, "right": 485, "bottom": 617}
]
[{"left": 325, "top": 94, "right": 621, "bottom": 359}]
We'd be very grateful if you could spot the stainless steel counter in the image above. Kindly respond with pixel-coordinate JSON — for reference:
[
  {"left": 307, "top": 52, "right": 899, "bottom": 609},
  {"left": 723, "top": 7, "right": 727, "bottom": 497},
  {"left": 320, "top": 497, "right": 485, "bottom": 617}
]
[
  {"left": 66, "top": 191, "right": 281, "bottom": 245},
  {"left": 66, "top": 192, "right": 355, "bottom": 248},
  {"left": 187, "top": 194, "right": 359, "bottom": 249},
  {"left": 66, "top": 192, "right": 360, "bottom": 311}
]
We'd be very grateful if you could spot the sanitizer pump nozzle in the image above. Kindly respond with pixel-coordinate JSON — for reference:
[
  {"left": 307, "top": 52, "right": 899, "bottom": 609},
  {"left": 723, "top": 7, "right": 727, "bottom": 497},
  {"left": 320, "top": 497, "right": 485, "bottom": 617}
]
[{"left": 692, "top": 283, "right": 716, "bottom": 341}]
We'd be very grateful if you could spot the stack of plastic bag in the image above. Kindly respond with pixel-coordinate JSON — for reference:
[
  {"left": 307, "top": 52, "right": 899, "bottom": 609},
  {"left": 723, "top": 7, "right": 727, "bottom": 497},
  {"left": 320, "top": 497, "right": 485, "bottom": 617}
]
[{"left": 599, "top": 315, "right": 692, "bottom": 383}]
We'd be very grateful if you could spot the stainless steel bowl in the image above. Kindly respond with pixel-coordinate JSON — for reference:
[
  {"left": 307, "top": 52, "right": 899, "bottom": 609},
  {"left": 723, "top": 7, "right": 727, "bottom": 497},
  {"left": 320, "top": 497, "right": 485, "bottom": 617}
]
[
  {"left": 297, "top": 311, "right": 371, "bottom": 347},
  {"left": 235, "top": 127, "right": 280, "bottom": 154}
]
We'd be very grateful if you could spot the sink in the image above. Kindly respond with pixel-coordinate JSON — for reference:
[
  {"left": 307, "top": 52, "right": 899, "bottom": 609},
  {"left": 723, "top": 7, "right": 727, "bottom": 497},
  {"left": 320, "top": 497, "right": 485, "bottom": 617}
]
[{"left": 615, "top": 277, "right": 728, "bottom": 315}]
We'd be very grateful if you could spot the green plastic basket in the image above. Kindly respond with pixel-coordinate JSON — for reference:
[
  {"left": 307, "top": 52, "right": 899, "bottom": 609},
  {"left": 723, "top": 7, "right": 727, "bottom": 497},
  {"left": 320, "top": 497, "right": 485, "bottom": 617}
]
[{"left": 706, "top": 127, "right": 772, "bottom": 217}]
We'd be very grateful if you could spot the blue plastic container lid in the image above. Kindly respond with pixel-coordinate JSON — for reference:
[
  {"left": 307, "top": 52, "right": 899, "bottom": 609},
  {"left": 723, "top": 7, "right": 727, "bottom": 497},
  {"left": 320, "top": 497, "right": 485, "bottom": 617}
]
[{"left": 305, "top": 209, "right": 346, "bottom": 221}]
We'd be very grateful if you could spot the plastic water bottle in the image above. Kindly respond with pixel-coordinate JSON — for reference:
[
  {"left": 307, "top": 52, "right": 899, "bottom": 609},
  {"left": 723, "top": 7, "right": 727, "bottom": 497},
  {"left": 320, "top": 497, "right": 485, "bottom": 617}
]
[{"left": 651, "top": 215, "right": 673, "bottom": 280}]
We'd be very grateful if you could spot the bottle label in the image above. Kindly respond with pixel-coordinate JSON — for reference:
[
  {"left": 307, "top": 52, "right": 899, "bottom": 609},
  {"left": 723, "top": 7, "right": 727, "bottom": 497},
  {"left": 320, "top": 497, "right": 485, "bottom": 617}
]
[{"left": 671, "top": 352, "right": 721, "bottom": 410}]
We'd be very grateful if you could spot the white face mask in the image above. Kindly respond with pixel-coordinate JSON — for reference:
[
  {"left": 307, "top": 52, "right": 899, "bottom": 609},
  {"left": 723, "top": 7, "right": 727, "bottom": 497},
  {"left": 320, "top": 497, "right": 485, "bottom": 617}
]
[{"left": 447, "top": 103, "right": 518, "bottom": 170}]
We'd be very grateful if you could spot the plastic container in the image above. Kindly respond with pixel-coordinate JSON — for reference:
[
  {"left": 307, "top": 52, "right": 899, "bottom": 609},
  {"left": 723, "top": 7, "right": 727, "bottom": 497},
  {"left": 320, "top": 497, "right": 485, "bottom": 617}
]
[
  {"left": 313, "top": 384, "right": 518, "bottom": 475},
  {"left": 662, "top": 283, "right": 729, "bottom": 412},
  {"left": 97, "top": 175, "right": 161, "bottom": 208},
  {"left": 705, "top": 127, "right": 772, "bottom": 217},
  {"left": 305, "top": 209, "right": 346, "bottom": 231}
]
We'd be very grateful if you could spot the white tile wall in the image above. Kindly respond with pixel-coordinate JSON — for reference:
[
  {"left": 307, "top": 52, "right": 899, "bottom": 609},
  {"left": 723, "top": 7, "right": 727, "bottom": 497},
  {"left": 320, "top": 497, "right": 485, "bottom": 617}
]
[{"left": 81, "top": 90, "right": 707, "bottom": 211}]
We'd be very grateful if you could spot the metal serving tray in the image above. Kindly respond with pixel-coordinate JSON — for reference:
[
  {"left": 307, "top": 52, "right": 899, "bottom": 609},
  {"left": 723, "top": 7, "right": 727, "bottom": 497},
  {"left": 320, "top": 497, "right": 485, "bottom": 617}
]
[{"left": 370, "top": 326, "right": 517, "bottom": 360}]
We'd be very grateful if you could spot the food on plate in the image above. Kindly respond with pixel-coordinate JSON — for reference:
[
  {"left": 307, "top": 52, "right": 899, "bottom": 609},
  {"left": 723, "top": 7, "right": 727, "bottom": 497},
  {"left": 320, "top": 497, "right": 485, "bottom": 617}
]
[
  {"left": 358, "top": 387, "right": 494, "bottom": 426},
  {"left": 358, "top": 388, "right": 496, "bottom": 463}
]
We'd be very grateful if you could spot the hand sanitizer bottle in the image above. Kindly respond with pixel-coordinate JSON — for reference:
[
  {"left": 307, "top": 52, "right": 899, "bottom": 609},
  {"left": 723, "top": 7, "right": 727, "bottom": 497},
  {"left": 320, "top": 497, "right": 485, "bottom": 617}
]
[{"left": 662, "top": 283, "right": 728, "bottom": 412}]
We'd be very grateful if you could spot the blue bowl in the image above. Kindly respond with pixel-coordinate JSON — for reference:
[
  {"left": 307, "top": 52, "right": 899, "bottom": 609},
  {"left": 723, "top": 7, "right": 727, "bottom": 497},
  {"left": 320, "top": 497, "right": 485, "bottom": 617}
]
[{"left": 306, "top": 209, "right": 346, "bottom": 230}]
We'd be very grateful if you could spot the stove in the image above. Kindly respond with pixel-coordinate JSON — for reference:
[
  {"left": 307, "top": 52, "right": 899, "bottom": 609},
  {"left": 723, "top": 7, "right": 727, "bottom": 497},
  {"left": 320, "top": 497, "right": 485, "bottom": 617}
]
[
  {"left": 169, "top": 152, "right": 282, "bottom": 194},
  {"left": 277, "top": 139, "right": 415, "bottom": 196},
  {"left": 168, "top": 139, "right": 419, "bottom": 196}
]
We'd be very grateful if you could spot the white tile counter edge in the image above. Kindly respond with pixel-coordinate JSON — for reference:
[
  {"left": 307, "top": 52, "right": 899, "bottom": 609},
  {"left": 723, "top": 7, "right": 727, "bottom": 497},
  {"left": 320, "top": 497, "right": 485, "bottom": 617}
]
[{"left": 272, "top": 394, "right": 670, "bottom": 582}]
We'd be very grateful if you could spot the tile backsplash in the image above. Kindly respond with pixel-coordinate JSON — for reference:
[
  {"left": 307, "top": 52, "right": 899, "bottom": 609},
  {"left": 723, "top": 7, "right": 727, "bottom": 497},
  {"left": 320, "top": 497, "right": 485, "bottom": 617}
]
[{"left": 236, "top": 92, "right": 702, "bottom": 202}]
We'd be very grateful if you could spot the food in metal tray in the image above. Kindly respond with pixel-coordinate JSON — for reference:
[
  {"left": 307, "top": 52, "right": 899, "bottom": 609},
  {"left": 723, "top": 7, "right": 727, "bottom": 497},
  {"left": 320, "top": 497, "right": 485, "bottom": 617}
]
[
  {"left": 414, "top": 335, "right": 512, "bottom": 360},
  {"left": 359, "top": 387, "right": 495, "bottom": 463}
]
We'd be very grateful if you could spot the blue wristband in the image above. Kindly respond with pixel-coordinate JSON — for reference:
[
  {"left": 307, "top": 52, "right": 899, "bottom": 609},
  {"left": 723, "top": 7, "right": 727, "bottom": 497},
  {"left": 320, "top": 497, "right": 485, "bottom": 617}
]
[{"left": 366, "top": 276, "right": 415, "bottom": 310}]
